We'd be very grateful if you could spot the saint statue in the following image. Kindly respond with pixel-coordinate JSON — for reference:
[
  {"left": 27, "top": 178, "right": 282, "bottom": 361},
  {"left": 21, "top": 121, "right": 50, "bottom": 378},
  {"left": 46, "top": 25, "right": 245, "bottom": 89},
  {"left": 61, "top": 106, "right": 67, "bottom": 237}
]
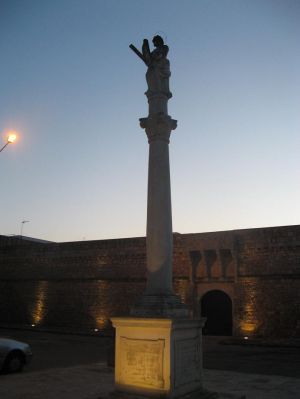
[{"left": 130, "top": 35, "right": 171, "bottom": 99}]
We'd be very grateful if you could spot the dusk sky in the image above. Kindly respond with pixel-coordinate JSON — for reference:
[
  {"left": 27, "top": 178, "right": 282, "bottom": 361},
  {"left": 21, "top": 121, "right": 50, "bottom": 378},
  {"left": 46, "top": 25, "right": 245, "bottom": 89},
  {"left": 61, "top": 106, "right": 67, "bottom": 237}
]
[{"left": 1, "top": 0, "right": 299, "bottom": 242}]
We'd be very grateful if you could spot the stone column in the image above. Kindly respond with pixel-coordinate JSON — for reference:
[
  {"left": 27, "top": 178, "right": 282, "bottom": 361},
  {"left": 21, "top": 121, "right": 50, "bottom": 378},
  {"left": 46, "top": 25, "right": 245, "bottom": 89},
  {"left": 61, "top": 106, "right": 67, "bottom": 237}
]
[
  {"left": 111, "top": 37, "right": 244, "bottom": 399},
  {"left": 144, "top": 114, "right": 175, "bottom": 295},
  {"left": 130, "top": 90, "right": 188, "bottom": 317}
]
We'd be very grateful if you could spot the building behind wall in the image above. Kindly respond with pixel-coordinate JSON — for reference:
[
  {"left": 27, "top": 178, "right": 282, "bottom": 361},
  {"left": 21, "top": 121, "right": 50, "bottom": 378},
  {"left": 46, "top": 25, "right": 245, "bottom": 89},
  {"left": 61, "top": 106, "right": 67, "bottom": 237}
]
[{"left": 0, "top": 225, "right": 300, "bottom": 338}]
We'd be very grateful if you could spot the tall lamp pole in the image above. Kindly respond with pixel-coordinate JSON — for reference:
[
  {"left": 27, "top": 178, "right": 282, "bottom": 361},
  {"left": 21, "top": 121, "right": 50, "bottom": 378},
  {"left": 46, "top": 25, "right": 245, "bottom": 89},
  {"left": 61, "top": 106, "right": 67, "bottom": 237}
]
[
  {"left": 20, "top": 220, "right": 30, "bottom": 238},
  {"left": 0, "top": 133, "right": 17, "bottom": 153}
]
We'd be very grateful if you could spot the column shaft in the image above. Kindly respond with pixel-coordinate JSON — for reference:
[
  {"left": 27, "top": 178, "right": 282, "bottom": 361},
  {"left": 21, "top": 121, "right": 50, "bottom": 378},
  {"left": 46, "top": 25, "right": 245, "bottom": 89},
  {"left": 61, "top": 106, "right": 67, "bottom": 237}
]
[{"left": 146, "top": 139, "right": 173, "bottom": 295}]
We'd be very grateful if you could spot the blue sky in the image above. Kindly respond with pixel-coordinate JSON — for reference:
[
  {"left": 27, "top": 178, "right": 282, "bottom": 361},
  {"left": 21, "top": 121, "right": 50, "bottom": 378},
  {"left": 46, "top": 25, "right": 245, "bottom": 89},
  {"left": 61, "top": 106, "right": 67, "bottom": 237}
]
[{"left": 0, "top": 0, "right": 299, "bottom": 242}]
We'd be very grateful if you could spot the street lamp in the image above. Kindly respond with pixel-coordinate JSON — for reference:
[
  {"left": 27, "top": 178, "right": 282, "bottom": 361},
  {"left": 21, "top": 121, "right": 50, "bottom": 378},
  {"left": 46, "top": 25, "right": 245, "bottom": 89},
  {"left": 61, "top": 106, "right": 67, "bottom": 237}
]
[
  {"left": 20, "top": 220, "right": 30, "bottom": 238},
  {"left": 0, "top": 132, "right": 17, "bottom": 153}
]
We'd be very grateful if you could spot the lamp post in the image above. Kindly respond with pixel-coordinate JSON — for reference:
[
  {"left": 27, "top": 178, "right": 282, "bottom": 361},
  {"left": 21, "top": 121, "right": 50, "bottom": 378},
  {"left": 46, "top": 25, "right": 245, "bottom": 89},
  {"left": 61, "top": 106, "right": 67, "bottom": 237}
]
[
  {"left": 20, "top": 220, "right": 30, "bottom": 238},
  {"left": 0, "top": 133, "right": 17, "bottom": 153}
]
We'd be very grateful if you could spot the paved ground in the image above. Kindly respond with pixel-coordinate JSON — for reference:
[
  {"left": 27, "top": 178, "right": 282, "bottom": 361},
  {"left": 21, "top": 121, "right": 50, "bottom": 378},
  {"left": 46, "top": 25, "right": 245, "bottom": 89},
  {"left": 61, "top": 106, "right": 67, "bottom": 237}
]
[
  {"left": 1, "top": 328, "right": 300, "bottom": 378},
  {"left": 0, "top": 328, "right": 110, "bottom": 372},
  {"left": 0, "top": 362, "right": 300, "bottom": 399},
  {"left": 203, "top": 336, "right": 300, "bottom": 378},
  {"left": 0, "top": 328, "right": 300, "bottom": 398}
]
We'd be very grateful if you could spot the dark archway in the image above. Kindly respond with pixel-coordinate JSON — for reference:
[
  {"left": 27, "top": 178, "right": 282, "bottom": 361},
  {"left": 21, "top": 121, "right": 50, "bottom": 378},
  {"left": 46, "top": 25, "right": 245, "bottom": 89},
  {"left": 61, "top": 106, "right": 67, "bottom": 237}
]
[{"left": 201, "top": 290, "right": 232, "bottom": 336}]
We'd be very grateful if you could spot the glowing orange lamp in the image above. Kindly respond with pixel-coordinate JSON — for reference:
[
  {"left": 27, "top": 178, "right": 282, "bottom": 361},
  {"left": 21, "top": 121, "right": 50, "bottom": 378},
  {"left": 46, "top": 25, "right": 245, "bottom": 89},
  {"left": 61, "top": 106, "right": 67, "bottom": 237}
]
[{"left": 0, "top": 131, "right": 18, "bottom": 153}]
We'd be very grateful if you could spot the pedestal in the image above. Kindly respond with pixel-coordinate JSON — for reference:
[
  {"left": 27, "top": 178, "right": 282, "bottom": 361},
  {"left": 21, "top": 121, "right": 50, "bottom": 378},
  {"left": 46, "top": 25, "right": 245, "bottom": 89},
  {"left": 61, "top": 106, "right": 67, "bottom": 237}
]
[{"left": 111, "top": 317, "right": 211, "bottom": 399}]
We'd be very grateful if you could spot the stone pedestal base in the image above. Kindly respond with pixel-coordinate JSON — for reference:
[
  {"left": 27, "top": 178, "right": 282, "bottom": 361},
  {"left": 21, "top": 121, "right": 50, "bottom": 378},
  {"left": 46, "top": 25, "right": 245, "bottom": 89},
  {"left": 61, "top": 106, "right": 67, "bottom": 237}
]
[
  {"left": 110, "top": 388, "right": 219, "bottom": 399},
  {"left": 111, "top": 317, "right": 206, "bottom": 398},
  {"left": 110, "top": 389, "right": 245, "bottom": 399}
]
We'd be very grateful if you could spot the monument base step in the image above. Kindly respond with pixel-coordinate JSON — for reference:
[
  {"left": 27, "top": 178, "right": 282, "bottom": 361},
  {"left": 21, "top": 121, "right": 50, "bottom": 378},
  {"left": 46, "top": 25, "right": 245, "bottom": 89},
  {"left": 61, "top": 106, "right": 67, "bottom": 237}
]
[{"left": 110, "top": 388, "right": 245, "bottom": 399}]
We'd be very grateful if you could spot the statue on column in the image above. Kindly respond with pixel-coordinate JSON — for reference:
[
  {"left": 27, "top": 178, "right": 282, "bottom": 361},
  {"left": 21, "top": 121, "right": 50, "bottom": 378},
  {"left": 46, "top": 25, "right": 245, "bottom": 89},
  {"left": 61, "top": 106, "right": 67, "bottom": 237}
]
[{"left": 130, "top": 35, "right": 171, "bottom": 99}]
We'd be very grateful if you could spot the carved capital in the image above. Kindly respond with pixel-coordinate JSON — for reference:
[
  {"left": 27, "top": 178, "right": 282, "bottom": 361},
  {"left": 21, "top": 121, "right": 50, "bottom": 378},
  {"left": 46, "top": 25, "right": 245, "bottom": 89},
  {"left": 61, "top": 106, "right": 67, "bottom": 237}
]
[{"left": 139, "top": 115, "right": 177, "bottom": 143}]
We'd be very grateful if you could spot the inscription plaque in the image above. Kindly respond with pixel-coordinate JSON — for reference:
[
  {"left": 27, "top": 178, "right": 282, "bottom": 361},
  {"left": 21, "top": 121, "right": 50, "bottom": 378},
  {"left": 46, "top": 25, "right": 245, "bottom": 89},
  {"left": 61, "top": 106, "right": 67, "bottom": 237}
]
[{"left": 119, "top": 337, "right": 165, "bottom": 389}]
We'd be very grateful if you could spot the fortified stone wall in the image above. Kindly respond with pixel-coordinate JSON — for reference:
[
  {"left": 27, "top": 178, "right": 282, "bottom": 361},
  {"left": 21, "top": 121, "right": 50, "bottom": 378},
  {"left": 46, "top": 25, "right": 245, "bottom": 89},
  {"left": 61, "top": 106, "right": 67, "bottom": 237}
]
[
  {"left": 0, "top": 236, "right": 147, "bottom": 331},
  {"left": 0, "top": 225, "right": 300, "bottom": 337},
  {"left": 234, "top": 226, "right": 300, "bottom": 337}
]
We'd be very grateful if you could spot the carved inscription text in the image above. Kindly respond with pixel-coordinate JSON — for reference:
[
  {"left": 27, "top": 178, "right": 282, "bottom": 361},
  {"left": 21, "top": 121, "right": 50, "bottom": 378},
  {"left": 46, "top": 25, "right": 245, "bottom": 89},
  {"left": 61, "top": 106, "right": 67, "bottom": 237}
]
[{"left": 119, "top": 337, "right": 165, "bottom": 389}]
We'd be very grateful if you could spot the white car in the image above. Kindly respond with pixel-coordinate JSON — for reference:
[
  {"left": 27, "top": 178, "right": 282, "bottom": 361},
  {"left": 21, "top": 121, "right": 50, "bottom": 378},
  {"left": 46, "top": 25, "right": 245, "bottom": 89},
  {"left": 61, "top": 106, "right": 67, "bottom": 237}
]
[{"left": 0, "top": 338, "right": 32, "bottom": 373}]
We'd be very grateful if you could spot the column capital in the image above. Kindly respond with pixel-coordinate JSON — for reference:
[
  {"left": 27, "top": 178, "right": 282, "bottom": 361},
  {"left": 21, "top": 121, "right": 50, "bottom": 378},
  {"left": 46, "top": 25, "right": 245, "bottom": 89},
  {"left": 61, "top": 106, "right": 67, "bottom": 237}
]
[{"left": 140, "top": 115, "right": 177, "bottom": 143}]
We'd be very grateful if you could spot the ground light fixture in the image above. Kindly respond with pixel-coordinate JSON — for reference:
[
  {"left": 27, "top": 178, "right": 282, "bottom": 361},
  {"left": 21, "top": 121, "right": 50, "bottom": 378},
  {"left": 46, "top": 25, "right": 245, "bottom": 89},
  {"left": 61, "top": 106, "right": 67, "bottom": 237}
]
[{"left": 0, "top": 132, "right": 17, "bottom": 153}]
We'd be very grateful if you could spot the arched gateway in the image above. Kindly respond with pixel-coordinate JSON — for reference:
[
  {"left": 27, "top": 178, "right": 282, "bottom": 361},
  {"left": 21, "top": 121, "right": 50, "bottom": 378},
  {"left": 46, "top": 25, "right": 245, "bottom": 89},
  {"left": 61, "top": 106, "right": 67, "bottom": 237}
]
[{"left": 201, "top": 290, "right": 232, "bottom": 335}]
